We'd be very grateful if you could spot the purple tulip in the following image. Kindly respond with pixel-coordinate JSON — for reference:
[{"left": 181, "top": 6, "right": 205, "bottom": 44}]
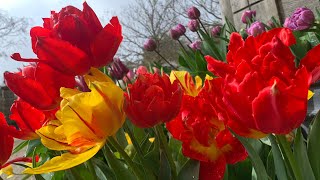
[
  {"left": 211, "top": 26, "right": 222, "bottom": 37},
  {"left": 247, "top": 21, "right": 265, "bottom": 37},
  {"left": 189, "top": 40, "right": 202, "bottom": 51},
  {"left": 143, "top": 38, "right": 157, "bottom": 51},
  {"left": 284, "top": 7, "right": 315, "bottom": 31},
  {"left": 170, "top": 24, "right": 186, "bottom": 40},
  {"left": 110, "top": 58, "right": 129, "bottom": 80},
  {"left": 188, "top": 20, "right": 199, "bottom": 32},
  {"left": 187, "top": 6, "right": 200, "bottom": 19},
  {"left": 241, "top": 10, "right": 256, "bottom": 24}
]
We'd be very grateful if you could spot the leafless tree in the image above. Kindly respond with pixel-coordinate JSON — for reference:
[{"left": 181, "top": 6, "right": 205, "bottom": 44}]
[
  {"left": 119, "top": 0, "right": 180, "bottom": 63},
  {"left": 119, "top": 0, "right": 221, "bottom": 65},
  {"left": 172, "top": 0, "right": 221, "bottom": 27},
  {"left": 0, "top": 10, "right": 29, "bottom": 56}
]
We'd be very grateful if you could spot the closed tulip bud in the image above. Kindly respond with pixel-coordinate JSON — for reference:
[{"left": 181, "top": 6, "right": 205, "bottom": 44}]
[
  {"left": 189, "top": 40, "right": 202, "bottom": 51},
  {"left": 143, "top": 38, "right": 157, "bottom": 51},
  {"left": 187, "top": 6, "right": 201, "bottom": 19},
  {"left": 284, "top": 7, "right": 315, "bottom": 31},
  {"left": 211, "top": 26, "right": 221, "bottom": 37},
  {"left": 110, "top": 58, "right": 129, "bottom": 80},
  {"left": 247, "top": 21, "right": 265, "bottom": 37},
  {"left": 188, "top": 20, "right": 199, "bottom": 32},
  {"left": 170, "top": 28, "right": 181, "bottom": 40},
  {"left": 176, "top": 24, "right": 186, "bottom": 35},
  {"left": 241, "top": 10, "right": 256, "bottom": 24},
  {"left": 136, "top": 66, "right": 148, "bottom": 75}
]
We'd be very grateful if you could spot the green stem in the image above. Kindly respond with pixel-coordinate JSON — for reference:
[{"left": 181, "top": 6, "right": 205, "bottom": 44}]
[
  {"left": 86, "top": 159, "right": 98, "bottom": 180},
  {"left": 276, "top": 135, "right": 302, "bottom": 180},
  {"left": 155, "top": 125, "right": 177, "bottom": 180},
  {"left": 108, "top": 136, "right": 145, "bottom": 180},
  {"left": 124, "top": 123, "right": 156, "bottom": 180}
]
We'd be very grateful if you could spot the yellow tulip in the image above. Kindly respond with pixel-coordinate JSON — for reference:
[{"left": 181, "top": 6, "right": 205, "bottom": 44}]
[{"left": 24, "top": 68, "right": 125, "bottom": 174}]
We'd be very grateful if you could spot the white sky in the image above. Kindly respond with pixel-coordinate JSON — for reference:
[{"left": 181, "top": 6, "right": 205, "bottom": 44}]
[{"left": 0, "top": 0, "right": 133, "bottom": 84}]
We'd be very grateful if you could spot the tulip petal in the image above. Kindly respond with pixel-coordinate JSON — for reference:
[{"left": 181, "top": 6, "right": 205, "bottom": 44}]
[
  {"left": 4, "top": 72, "right": 55, "bottom": 110},
  {"left": 300, "top": 44, "right": 320, "bottom": 83},
  {"left": 0, "top": 113, "right": 14, "bottom": 166},
  {"left": 91, "top": 17, "right": 123, "bottom": 67},
  {"left": 36, "top": 37, "right": 91, "bottom": 75},
  {"left": 199, "top": 159, "right": 226, "bottom": 180},
  {"left": 82, "top": 2, "right": 103, "bottom": 35},
  {"left": 23, "top": 141, "right": 104, "bottom": 174},
  {"left": 205, "top": 55, "right": 235, "bottom": 78}
]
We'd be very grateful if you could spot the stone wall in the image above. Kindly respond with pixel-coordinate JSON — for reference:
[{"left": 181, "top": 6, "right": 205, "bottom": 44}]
[
  {"left": 219, "top": 0, "right": 320, "bottom": 29},
  {"left": 0, "top": 86, "right": 16, "bottom": 119}
]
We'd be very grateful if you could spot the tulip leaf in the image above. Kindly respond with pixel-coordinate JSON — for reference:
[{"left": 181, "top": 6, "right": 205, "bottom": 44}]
[
  {"left": 92, "top": 158, "right": 116, "bottom": 180},
  {"left": 177, "top": 159, "right": 200, "bottom": 180},
  {"left": 102, "top": 146, "right": 136, "bottom": 180},
  {"left": 12, "top": 140, "right": 29, "bottom": 155},
  {"left": 159, "top": 151, "right": 171, "bottom": 180},
  {"left": 232, "top": 131, "right": 269, "bottom": 180},
  {"left": 308, "top": 111, "right": 320, "bottom": 179},
  {"left": 116, "top": 128, "right": 128, "bottom": 148},
  {"left": 225, "top": 17, "right": 237, "bottom": 33},
  {"left": 266, "top": 150, "right": 275, "bottom": 180},
  {"left": 199, "top": 29, "right": 224, "bottom": 61},
  {"left": 268, "top": 134, "right": 288, "bottom": 180},
  {"left": 226, "top": 159, "right": 252, "bottom": 180},
  {"left": 293, "top": 128, "right": 316, "bottom": 180}
]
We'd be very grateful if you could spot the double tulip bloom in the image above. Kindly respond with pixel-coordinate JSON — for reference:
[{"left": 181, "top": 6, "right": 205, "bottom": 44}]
[
  {"left": 167, "top": 71, "right": 247, "bottom": 180},
  {"left": 205, "top": 28, "right": 317, "bottom": 137},
  {"left": 124, "top": 72, "right": 183, "bottom": 128},
  {"left": 11, "top": 2, "right": 122, "bottom": 76},
  {"left": 25, "top": 69, "right": 126, "bottom": 174}
]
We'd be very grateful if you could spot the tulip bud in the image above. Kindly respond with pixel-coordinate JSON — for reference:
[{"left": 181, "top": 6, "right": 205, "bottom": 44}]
[
  {"left": 284, "top": 7, "right": 315, "bottom": 31},
  {"left": 211, "top": 26, "right": 221, "bottom": 37},
  {"left": 136, "top": 66, "right": 148, "bottom": 75},
  {"left": 176, "top": 24, "right": 186, "bottom": 35},
  {"left": 187, "top": 6, "right": 201, "bottom": 19},
  {"left": 188, "top": 20, "right": 199, "bottom": 32},
  {"left": 241, "top": 10, "right": 256, "bottom": 24},
  {"left": 247, "top": 21, "right": 265, "bottom": 37},
  {"left": 109, "top": 58, "right": 129, "bottom": 80},
  {"left": 189, "top": 40, "right": 202, "bottom": 51},
  {"left": 170, "top": 28, "right": 181, "bottom": 40},
  {"left": 267, "top": 20, "right": 276, "bottom": 28},
  {"left": 143, "top": 38, "right": 157, "bottom": 51},
  {"left": 123, "top": 70, "right": 135, "bottom": 83}
]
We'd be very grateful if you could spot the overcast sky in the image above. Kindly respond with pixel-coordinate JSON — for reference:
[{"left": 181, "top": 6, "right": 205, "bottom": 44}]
[{"left": 0, "top": 0, "right": 133, "bottom": 84}]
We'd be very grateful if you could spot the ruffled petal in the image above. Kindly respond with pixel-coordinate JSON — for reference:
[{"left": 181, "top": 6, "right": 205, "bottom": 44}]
[{"left": 23, "top": 141, "right": 104, "bottom": 174}]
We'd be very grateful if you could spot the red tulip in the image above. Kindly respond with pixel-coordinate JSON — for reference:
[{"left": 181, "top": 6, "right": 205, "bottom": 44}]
[
  {"left": 4, "top": 63, "right": 75, "bottom": 110},
  {"left": 8, "top": 100, "right": 47, "bottom": 140},
  {"left": 0, "top": 112, "right": 39, "bottom": 169},
  {"left": 124, "top": 73, "right": 183, "bottom": 128},
  {"left": 205, "top": 28, "right": 311, "bottom": 137},
  {"left": 11, "top": 2, "right": 123, "bottom": 76},
  {"left": 0, "top": 113, "right": 14, "bottom": 168},
  {"left": 166, "top": 78, "right": 247, "bottom": 180}
]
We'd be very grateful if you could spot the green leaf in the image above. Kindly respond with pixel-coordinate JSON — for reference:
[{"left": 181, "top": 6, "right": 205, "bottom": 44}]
[
  {"left": 34, "top": 175, "right": 45, "bottom": 180},
  {"left": 227, "top": 159, "right": 252, "bottom": 180},
  {"left": 294, "top": 128, "right": 316, "bottom": 180},
  {"left": 158, "top": 151, "right": 171, "bottom": 180},
  {"left": 199, "top": 29, "right": 224, "bottom": 61},
  {"left": 92, "top": 158, "right": 116, "bottom": 180},
  {"left": 177, "top": 159, "right": 200, "bottom": 180},
  {"left": 232, "top": 131, "right": 269, "bottom": 180},
  {"left": 266, "top": 151, "right": 275, "bottom": 180},
  {"left": 308, "top": 111, "right": 320, "bottom": 179},
  {"left": 103, "top": 146, "right": 136, "bottom": 180},
  {"left": 12, "top": 140, "right": 29, "bottom": 155},
  {"left": 268, "top": 135, "right": 287, "bottom": 180},
  {"left": 116, "top": 128, "right": 128, "bottom": 148}
]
